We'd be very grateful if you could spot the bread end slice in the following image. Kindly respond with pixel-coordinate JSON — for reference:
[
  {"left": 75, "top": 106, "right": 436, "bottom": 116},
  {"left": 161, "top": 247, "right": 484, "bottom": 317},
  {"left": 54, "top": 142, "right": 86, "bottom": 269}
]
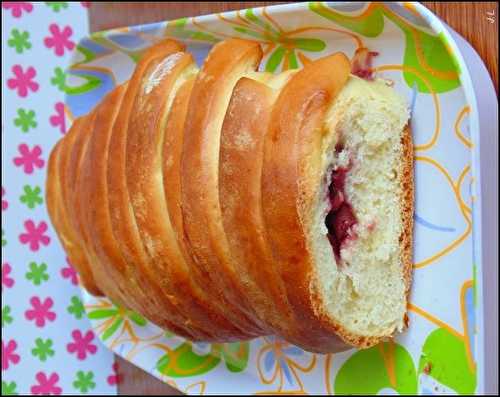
[{"left": 307, "top": 76, "right": 412, "bottom": 346}]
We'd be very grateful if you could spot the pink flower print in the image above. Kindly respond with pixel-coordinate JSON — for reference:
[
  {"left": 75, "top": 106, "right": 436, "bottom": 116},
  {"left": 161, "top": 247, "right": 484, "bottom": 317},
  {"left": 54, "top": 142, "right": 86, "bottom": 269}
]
[
  {"left": 2, "top": 187, "right": 7, "bottom": 211},
  {"left": 67, "top": 330, "right": 98, "bottom": 360},
  {"left": 2, "top": 263, "right": 15, "bottom": 291},
  {"left": 31, "top": 372, "right": 62, "bottom": 395},
  {"left": 2, "top": 2, "right": 33, "bottom": 18},
  {"left": 49, "top": 102, "right": 66, "bottom": 134},
  {"left": 61, "top": 258, "right": 78, "bottom": 285},
  {"left": 19, "top": 220, "right": 50, "bottom": 251},
  {"left": 13, "top": 144, "right": 45, "bottom": 174},
  {"left": 7, "top": 65, "right": 39, "bottom": 97},
  {"left": 25, "top": 296, "right": 56, "bottom": 327},
  {"left": 107, "top": 362, "right": 122, "bottom": 385},
  {"left": 44, "top": 24, "right": 75, "bottom": 56},
  {"left": 2, "top": 339, "right": 21, "bottom": 370}
]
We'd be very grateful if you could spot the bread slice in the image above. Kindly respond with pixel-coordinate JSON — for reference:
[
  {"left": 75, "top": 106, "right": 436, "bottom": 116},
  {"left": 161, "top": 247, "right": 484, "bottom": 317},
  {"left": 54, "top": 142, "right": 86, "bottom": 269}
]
[
  {"left": 78, "top": 84, "right": 139, "bottom": 309},
  {"left": 163, "top": 77, "right": 261, "bottom": 340},
  {"left": 63, "top": 110, "right": 116, "bottom": 300},
  {"left": 218, "top": 74, "right": 305, "bottom": 340},
  {"left": 126, "top": 48, "right": 255, "bottom": 341},
  {"left": 46, "top": 115, "right": 101, "bottom": 296},
  {"left": 180, "top": 38, "right": 266, "bottom": 335},
  {"left": 76, "top": 84, "right": 184, "bottom": 333},
  {"left": 261, "top": 54, "right": 412, "bottom": 351},
  {"left": 106, "top": 40, "right": 206, "bottom": 339},
  {"left": 309, "top": 76, "right": 413, "bottom": 343}
]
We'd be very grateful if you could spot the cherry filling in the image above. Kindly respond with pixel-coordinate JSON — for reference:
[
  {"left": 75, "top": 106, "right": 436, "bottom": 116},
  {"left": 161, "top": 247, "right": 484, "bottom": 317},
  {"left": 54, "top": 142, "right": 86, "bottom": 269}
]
[
  {"left": 325, "top": 155, "right": 357, "bottom": 263},
  {"left": 351, "top": 47, "right": 379, "bottom": 81}
]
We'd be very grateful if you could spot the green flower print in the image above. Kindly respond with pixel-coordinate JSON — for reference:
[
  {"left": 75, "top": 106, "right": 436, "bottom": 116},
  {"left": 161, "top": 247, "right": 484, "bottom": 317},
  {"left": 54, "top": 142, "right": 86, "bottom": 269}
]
[
  {"left": 418, "top": 328, "right": 476, "bottom": 394},
  {"left": 8, "top": 29, "right": 31, "bottom": 54},
  {"left": 67, "top": 296, "right": 85, "bottom": 319},
  {"left": 73, "top": 371, "right": 96, "bottom": 393},
  {"left": 2, "top": 381, "right": 18, "bottom": 395},
  {"left": 14, "top": 109, "right": 37, "bottom": 133},
  {"left": 157, "top": 341, "right": 250, "bottom": 377},
  {"left": 2, "top": 229, "right": 6, "bottom": 247},
  {"left": 2, "top": 305, "right": 14, "bottom": 327},
  {"left": 31, "top": 338, "right": 55, "bottom": 362},
  {"left": 335, "top": 342, "right": 417, "bottom": 394},
  {"left": 25, "top": 262, "right": 49, "bottom": 285},
  {"left": 214, "top": 8, "right": 326, "bottom": 72},
  {"left": 88, "top": 304, "right": 147, "bottom": 341},
  {"left": 45, "top": 2, "right": 68, "bottom": 12},
  {"left": 165, "top": 17, "right": 218, "bottom": 43},
  {"left": 51, "top": 67, "right": 67, "bottom": 92},
  {"left": 20, "top": 185, "right": 43, "bottom": 209},
  {"left": 309, "top": 2, "right": 460, "bottom": 93}
]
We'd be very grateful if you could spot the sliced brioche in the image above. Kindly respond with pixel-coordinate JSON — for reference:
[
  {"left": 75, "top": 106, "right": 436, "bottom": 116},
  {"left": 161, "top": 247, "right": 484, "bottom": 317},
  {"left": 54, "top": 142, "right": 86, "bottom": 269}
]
[
  {"left": 180, "top": 38, "right": 266, "bottom": 335},
  {"left": 46, "top": 37, "right": 414, "bottom": 350},
  {"left": 76, "top": 83, "right": 182, "bottom": 329},
  {"left": 62, "top": 111, "right": 119, "bottom": 301},
  {"left": 78, "top": 84, "right": 138, "bottom": 309},
  {"left": 163, "top": 77, "right": 258, "bottom": 340},
  {"left": 106, "top": 40, "right": 205, "bottom": 339},
  {"left": 262, "top": 62, "right": 412, "bottom": 350},
  {"left": 307, "top": 76, "right": 412, "bottom": 343},
  {"left": 218, "top": 75, "right": 301, "bottom": 339},
  {"left": 46, "top": 116, "right": 101, "bottom": 296},
  {"left": 126, "top": 50, "right": 252, "bottom": 340}
]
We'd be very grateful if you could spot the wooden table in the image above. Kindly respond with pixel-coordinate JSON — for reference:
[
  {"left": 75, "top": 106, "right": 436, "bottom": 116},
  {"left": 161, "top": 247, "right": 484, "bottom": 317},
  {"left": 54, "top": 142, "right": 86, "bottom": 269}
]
[{"left": 88, "top": 2, "right": 499, "bottom": 395}]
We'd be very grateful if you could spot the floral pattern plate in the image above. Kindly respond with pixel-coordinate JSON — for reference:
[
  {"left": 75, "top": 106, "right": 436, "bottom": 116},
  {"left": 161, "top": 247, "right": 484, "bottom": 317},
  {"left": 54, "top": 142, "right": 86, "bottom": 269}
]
[{"left": 67, "top": 2, "right": 485, "bottom": 394}]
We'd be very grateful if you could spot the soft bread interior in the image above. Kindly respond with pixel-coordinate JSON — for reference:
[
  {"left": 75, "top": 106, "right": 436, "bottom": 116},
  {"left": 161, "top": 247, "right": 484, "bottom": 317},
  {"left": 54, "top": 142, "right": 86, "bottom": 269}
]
[
  {"left": 308, "top": 76, "right": 410, "bottom": 336},
  {"left": 163, "top": 63, "right": 199, "bottom": 122},
  {"left": 226, "top": 70, "right": 409, "bottom": 339}
]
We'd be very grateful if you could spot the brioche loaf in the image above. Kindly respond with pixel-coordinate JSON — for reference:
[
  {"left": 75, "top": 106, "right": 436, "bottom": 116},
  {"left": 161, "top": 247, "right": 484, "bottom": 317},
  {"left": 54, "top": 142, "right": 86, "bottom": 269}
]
[{"left": 46, "top": 38, "right": 413, "bottom": 353}]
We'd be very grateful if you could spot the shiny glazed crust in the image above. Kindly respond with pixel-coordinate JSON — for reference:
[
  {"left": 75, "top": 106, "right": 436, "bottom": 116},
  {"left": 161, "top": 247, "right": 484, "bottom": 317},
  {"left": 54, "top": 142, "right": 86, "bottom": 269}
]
[
  {"left": 46, "top": 116, "right": 101, "bottom": 295},
  {"left": 46, "top": 38, "right": 414, "bottom": 350},
  {"left": 180, "top": 38, "right": 266, "bottom": 335}
]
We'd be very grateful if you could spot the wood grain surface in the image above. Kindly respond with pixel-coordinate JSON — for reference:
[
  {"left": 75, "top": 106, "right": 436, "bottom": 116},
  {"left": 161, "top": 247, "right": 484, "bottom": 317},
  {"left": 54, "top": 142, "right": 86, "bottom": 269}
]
[{"left": 87, "top": 2, "right": 499, "bottom": 395}]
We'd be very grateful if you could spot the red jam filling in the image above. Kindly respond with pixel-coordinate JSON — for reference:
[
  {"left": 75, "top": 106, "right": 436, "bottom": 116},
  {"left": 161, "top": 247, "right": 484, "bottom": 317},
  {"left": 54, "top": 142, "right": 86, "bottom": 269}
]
[
  {"left": 325, "top": 148, "right": 357, "bottom": 263},
  {"left": 351, "top": 47, "right": 379, "bottom": 81}
]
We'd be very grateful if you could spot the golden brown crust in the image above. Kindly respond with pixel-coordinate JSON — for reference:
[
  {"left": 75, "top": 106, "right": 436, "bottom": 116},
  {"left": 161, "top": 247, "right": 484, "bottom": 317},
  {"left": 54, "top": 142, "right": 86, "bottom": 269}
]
[
  {"left": 162, "top": 76, "right": 255, "bottom": 341},
  {"left": 78, "top": 85, "right": 133, "bottom": 308},
  {"left": 64, "top": 111, "right": 111, "bottom": 298},
  {"left": 51, "top": 116, "right": 101, "bottom": 295},
  {"left": 45, "top": 140, "right": 61, "bottom": 234},
  {"left": 46, "top": 37, "right": 414, "bottom": 350},
  {"left": 180, "top": 38, "right": 266, "bottom": 335},
  {"left": 162, "top": 78, "right": 195, "bottom": 279},
  {"left": 107, "top": 40, "right": 207, "bottom": 339},
  {"left": 261, "top": 53, "right": 353, "bottom": 352},
  {"left": 400, "top": 125, "right": 414, "bottom": 304},
  {"left": 126, "top": 51, "right": 251, "bottom": 341},
  {"left": 46, "top": 139, "right": 98, "bottom": 291},
  {"left": 218, "top": 77, "right": 299, "bottom": 337},
  {"left": 78, "top": 84, "right": 184, "bottom": 334}
]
